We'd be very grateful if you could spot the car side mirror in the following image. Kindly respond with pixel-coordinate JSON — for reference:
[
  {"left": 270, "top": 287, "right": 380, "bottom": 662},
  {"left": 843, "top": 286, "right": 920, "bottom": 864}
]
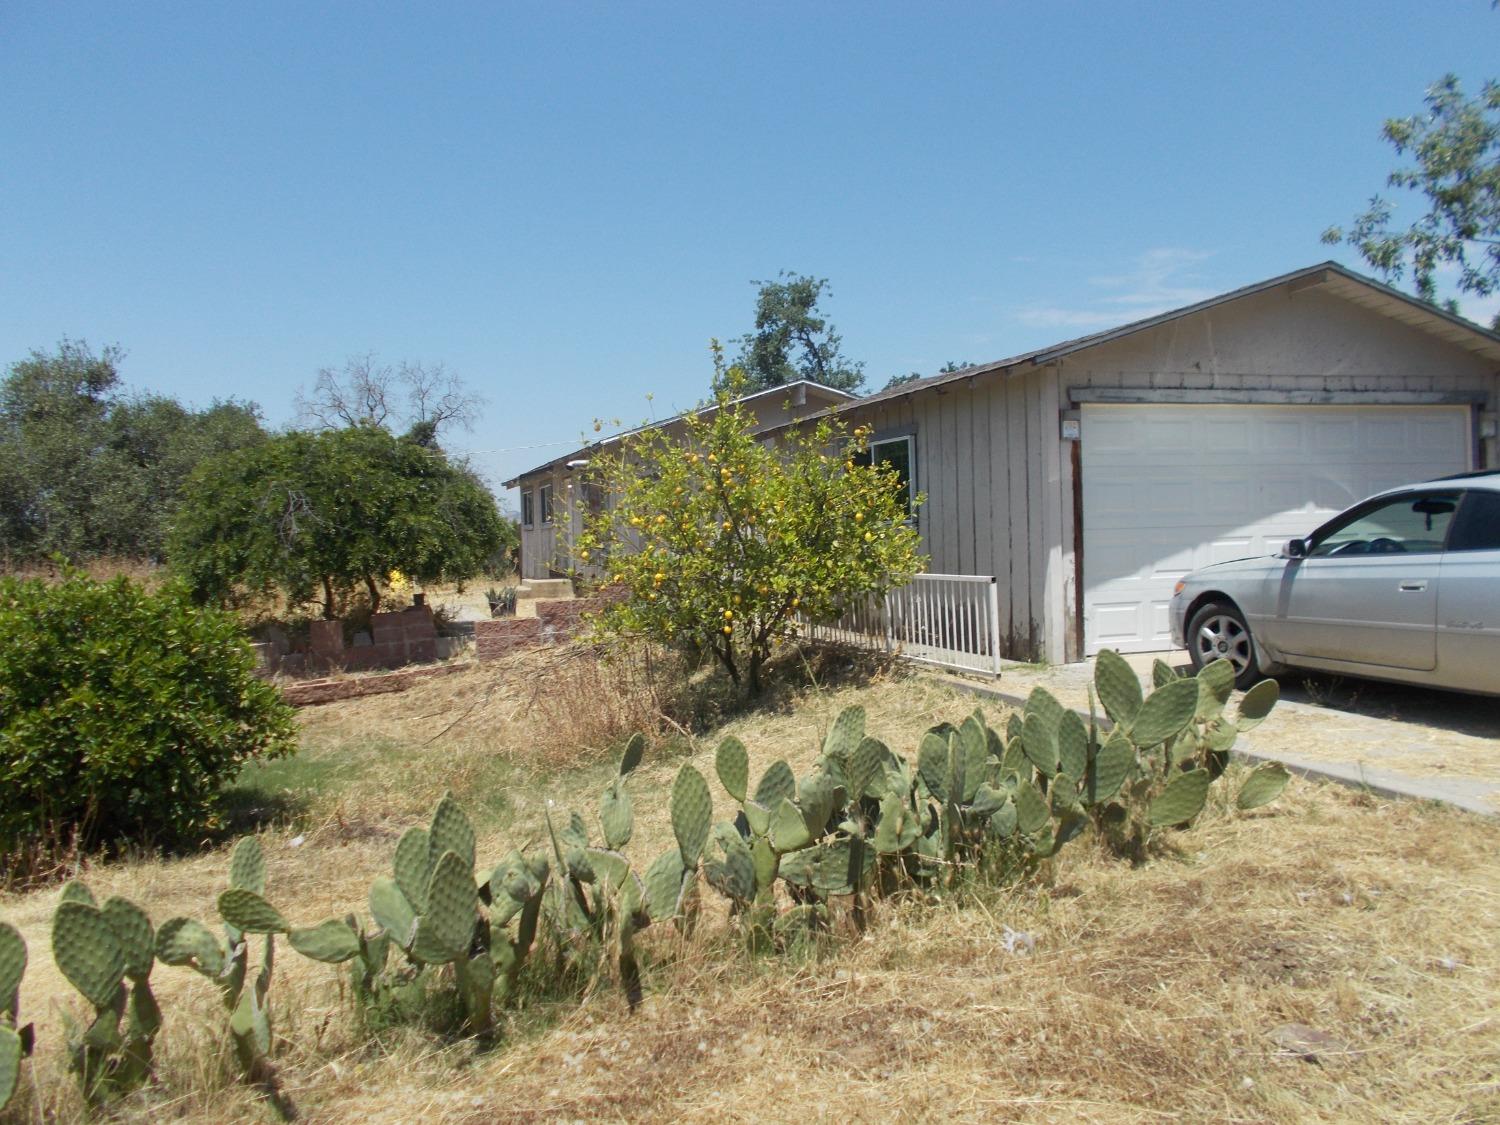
[{"left": 1284, "top": 537, "right": 1307, "bottom": 559}]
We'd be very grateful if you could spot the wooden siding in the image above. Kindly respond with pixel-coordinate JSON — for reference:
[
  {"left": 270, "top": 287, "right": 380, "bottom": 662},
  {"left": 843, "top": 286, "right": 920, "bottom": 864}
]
[{"left": 833, "top": 284, "right": 1499, "bottom": 664}]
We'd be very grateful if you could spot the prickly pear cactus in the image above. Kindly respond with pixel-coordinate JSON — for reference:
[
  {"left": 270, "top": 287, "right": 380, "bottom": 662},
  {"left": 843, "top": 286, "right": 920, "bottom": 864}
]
[{"left": 671, "top": 764, "right": 713, "bottom": 868}]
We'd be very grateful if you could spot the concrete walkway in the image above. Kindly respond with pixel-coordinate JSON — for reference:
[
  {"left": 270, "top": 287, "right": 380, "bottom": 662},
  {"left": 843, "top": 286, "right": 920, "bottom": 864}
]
[{"left": 933, "top": 650, "right": 1500, "bottom": 817}]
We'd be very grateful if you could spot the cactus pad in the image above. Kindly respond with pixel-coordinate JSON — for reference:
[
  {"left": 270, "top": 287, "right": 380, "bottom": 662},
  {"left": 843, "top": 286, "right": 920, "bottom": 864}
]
[
  {"left": 769, "top": 797, "right": 813, "bottom": 853},
  {"left": 288, "top": 920, "right": 361, "bottom": 963},
  {"left": 706, "top": 831, "right": 756, "bottom": 902},
  {"left": 368, "top": 877, "right": 418, "bottom": 948},
  {"left": 228, "top": 837, "right": 266, "bottom": 895},
  {"left": 956, "top": 716, "right": 988, "bottom": 802},
  {"left": 618, "top": 731, "right": 646, "bottom": 776},
  {"left": 1020, "top": 712, "right": 1059, "bottom": 777},
  {"left": 822, "top": 705, "right": 866, "bottom": 765},
  {"left": 1088, "top": 734, "right": 1135, "bottom": 804},
  {"left": 52, "top": 901, "right": 126, "bottom": 1009},
  {"left": 848, "top": 737, "right": 885, "bottom": 801},
  {"left": 600, "top": 778, "right": 634, "bottom": 850},
  {"left": 217, "top": 889, "right": 290, "bottom": 934},
  {"left": 1152, "top": 658, "right": 1178, "bottom": 687},
  {"left": 1148, "top": 769, "right": 1212, "bottom": 826},
  {"left": 392, "top": 826, "right": 432, "bottom": 913},
  {"left": 671, "top": 764, "right": 713, "bottom": 868},
  {"left": 419, "top": 850, "right": 477, "bottom": 963},
  {"left": 1056, "top": 710, "right": 1089, "bottom": 782},
  {"left": 0, "top": 1024, "right": 19, "bottom": 1111},
  {"left": 154, "top": 917, "right": 225, "bottom": 976},
  {"left": 714, "top": 736, "right": 750, "bottom": 803},
  {"left": 642, "top": 848, "right": 687, "bottom": 922},
  {"left": 59, "top": 880, "right": 96, "bottom": 907},
  {"left": 1236, "top": 678, "right": 1279, "bottom": 732},
  {"left": 101, "top": 897, "right": 154, "bottom": 980},
  {"left": 1093, "top": 649, "right": 1143, "bottom": 725},
  {"left": 1012, "top": 780, "right": 1050, "bottom": 837},
  {"left": 989, "top": 800, "right": 1018, "bottom": 839},
  {"left": 0, "top": 923, "right": 24, "bottom": 1016},
  {"left": 1130, "top": 678, "right": 1199, "bottom": 748},
  {"left": 1237, "top": 762, "right": 1290, "bottom": 810},
  {"left": 1195, "top": 658, "right": 1235, "bottom": 719},
  {"left": 916, "top": 731, "right": 949, "bottom": 800},
  {"left": 752, "top": 760, "right": 796, "bottom": 808},
  {"left": 428, "top": 794, "right": 477, "bottom": 876},
  {"left": 796, "top": 771, "right": 838, "bottom": 837}
]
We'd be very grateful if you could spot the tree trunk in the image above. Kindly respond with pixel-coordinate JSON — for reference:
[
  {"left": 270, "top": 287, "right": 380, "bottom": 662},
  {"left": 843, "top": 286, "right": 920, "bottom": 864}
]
[
  {"left": 321, "top": 576, "right": 336, "bottom": 619},
  {"left": 364, "top": 574, "right": 381, "bottom": 614}
]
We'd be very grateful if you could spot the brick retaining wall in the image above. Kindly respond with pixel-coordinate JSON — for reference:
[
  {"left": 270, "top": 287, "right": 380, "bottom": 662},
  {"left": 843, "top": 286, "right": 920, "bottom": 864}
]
[{"left": 475, "top": 588, "right": 625, "bottom": 662}]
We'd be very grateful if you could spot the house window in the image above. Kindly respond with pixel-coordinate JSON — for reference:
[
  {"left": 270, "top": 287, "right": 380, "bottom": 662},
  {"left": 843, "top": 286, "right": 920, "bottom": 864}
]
[
  {"left": 539, "top": 483, "right": 554, "bottom": 524},
  {"left": 521, "top": 489, "right": 535, "bottom": 528},
  {"left": 855, "top": 434, "right": 915, "bottom": 517}
]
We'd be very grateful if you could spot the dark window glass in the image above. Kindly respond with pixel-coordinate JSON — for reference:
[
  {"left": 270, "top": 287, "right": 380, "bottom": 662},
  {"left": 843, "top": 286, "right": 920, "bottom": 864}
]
[
  {"left": 1448, "top": 489, "right": 1500, "bottom": 551},
  {"left": 854, "top": 436, "right": 914, "bottom": 516},
  {"left": 521, "top": 490, "right": 534, "bottom": 527},
  {"left": 540, "top": 484, "right": 553, "bottom": 523},
  {"left": 1307, "top": 490, "right": 1459, "bottom": 556}
]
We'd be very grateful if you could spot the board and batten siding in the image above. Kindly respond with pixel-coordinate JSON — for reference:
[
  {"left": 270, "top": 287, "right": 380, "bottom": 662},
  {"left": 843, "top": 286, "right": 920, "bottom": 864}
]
[
  {"left": 853, "top": 368, "right": 1067, "bottom": 662},
  {"left": 837, "top": 283, "right": 1498, "bottom": 665}
]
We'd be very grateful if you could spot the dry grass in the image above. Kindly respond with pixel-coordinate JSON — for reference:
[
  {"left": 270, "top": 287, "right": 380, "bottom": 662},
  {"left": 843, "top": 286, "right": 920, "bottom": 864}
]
[{"left": 3, "top": 664, "right": 1499, "bottom": 1123}]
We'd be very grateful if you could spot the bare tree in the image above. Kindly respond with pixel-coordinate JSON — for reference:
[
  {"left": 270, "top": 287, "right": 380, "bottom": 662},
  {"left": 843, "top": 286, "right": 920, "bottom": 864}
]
[{"left": 296, "top": 354, "right": 484, "bottom": 442}]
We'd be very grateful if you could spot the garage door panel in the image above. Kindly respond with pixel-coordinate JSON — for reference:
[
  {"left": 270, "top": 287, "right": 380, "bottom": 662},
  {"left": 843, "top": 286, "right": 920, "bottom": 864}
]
[{"left": 1082, "top": 404, "right": 1469, "bottom": 655}]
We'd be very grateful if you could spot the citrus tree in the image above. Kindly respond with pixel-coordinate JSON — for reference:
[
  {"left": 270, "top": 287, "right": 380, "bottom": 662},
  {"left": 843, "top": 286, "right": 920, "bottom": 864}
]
[{"left": 574, "top": 359, "right": 924, "bottom": 696}]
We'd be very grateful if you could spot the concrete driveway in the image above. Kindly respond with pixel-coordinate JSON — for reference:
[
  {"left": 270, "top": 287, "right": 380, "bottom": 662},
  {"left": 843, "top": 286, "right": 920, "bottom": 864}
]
[{"left": 954, "top": 650, "right": 1500, "bottom": 816}]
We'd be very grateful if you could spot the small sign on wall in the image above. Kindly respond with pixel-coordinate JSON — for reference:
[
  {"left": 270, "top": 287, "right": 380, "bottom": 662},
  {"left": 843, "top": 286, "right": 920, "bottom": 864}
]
[{"left": 1060, "top": 415, "right": 1081, "bottom": 441}]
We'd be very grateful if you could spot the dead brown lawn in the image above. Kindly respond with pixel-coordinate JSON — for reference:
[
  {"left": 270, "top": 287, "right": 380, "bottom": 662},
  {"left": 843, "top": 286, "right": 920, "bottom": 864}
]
[{"left": 2, "top": 662, "right": 1498, "bottom": 1123}]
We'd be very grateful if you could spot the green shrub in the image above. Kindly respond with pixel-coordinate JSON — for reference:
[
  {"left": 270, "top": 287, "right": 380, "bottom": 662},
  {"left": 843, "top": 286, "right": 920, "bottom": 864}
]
[{"left": 0, "top": 573, "right": 296, "bottom": 880}]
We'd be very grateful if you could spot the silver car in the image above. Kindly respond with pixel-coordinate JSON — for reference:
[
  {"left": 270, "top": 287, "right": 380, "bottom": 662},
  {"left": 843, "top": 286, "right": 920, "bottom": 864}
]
[{"left": 1169, "top": 470, "right": 1500, "bottom": 695}]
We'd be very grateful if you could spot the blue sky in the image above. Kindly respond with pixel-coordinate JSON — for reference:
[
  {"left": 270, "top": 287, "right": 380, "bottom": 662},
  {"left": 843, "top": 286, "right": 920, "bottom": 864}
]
[{"left": 3, "top": 2, "right": 1496, "bottom": 506}]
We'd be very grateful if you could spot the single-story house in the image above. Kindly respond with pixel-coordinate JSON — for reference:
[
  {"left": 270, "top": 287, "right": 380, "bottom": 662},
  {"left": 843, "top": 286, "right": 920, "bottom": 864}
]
[{"left": 508, "top": 261, "right": 1500, "bottom": 665}]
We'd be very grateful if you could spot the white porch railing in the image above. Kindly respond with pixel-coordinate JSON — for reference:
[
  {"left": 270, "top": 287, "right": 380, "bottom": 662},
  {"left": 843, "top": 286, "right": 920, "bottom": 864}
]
[{"left": 801, "top": 573, "right": 1002, "bottom": 676}]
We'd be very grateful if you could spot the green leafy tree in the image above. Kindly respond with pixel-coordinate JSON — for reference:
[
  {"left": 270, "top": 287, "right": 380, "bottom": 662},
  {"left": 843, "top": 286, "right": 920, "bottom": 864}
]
[
  {"left": 576, "top": 353, "right": 924, "bottom": 696},
  {"left": 169, "top": 425, "right": 510, "bottom": 617},
  {"left": 733, "top": 272, "right": 865, "bottom": 393},
  {"left": 0, "top": 340, "right": 266, "bottom": 561},
  {"left": 1324, "top": 75, "right": 1500, "bottom": 327}
]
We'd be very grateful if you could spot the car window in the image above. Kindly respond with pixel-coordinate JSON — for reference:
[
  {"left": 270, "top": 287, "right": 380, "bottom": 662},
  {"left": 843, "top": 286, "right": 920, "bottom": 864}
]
[
  {"left": 1447, "top": 489, "right": 1500, "bottom": 551},
  {"left": 1307, "top": 490, "right": 1460, "bottom": 557}
]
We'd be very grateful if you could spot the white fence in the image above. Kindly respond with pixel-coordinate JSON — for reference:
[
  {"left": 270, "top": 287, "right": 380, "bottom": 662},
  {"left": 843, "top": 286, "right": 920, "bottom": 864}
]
[{"left": 801, "top": 573, "right": 1002, "bottom": 676}]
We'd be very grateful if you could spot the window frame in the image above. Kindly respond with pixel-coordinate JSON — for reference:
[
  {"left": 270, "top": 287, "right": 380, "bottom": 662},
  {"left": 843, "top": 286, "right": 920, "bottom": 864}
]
[
  {"left": 539, "top": 482, "right": 554, "bottom": 525},
  {"left": 855, "top": 432, "right": 917, "bottom": 522},
  {"left": 1304, "top": 488, "right": 1461, "bottom": 557},
  {"left": 521, "top": 488, "right": 535, "bottom": 529}
]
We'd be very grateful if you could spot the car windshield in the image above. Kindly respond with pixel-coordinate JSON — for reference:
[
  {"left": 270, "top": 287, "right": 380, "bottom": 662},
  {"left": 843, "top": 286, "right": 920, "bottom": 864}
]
[{"left": 1307, "top": 490, "right": 1460, "bottom": 557}]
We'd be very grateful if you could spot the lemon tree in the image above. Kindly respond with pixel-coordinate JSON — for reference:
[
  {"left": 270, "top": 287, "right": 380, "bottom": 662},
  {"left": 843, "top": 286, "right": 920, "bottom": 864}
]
[{"left": 575, "top": 359, "right": 924, "bottom": 696}]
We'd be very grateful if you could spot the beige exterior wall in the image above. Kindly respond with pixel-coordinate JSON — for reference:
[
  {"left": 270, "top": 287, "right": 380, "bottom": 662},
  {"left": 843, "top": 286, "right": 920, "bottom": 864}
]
[{"left": 837, "top": 286, "right": 1499, "bottom": 664}]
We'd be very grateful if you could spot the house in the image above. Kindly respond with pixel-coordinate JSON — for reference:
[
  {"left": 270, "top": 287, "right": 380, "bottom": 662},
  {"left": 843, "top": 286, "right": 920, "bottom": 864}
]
[
  {"left": 503, "top": 380, "right": 857, "bottom": 579},
  {"left": 764, "top": 261, "right": 1500, "bottom": 664},
  {"left": 508, "top": 261, "right": 1500, "bottom": 665}
]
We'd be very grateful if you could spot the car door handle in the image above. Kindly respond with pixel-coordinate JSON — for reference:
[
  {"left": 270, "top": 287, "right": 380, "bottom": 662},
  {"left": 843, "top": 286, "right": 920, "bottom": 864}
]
[{"left": 1398, "top": 580, "right": 1428, "bottom": 592}]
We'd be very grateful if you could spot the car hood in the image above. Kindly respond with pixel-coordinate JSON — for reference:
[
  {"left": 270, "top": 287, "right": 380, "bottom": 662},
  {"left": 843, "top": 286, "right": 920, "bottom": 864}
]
[{"left": 1185, "top": 554, "right": 1282, "bottom": 580}]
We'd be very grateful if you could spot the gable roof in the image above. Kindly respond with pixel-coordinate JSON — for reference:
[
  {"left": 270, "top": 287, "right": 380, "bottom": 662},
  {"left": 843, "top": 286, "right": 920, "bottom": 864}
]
[
  {"left": 807, "top": 261, "right": 1500, "bottom": 421},
  {"left": 502, "top": 379, "right": 857, "bottom": 487}
]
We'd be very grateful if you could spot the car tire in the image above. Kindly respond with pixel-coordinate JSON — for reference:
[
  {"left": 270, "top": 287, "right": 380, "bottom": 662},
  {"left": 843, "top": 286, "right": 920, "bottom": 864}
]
[{"left": 1185, "top": 601, "right": 1272, "bottom": 691}]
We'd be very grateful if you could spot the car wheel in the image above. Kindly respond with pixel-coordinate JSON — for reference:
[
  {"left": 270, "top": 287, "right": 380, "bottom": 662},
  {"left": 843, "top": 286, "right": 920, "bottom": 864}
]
[{"left": 1186, "top": 601, "right": 1265, "bottom": 691}]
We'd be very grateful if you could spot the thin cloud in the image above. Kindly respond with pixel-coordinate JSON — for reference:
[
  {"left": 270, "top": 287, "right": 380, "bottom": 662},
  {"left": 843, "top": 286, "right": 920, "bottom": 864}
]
[{"left": 1015, "top": 248, "right": 1219, "bottom": 329}]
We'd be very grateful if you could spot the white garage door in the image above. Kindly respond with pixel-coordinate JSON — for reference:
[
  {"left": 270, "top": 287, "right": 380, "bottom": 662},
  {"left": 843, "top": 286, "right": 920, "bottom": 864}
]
[{"left": 1081, "top": 404, "right": 1471, "bottom": 655}]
